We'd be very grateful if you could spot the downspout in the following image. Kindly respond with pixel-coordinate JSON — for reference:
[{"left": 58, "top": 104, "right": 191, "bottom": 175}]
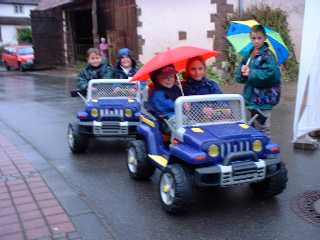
[
  {"left": 92, "top": 0, "right": 99, "bottom": 48},
  {"left": 62, "top": 10, "right": 69, "bottom": 65},
  {"left": 239, "top": 0, "right": 244, "bottom": 16}
]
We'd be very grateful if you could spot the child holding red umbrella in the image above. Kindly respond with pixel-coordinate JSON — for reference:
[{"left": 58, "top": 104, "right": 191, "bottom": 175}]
[{"left": 149, "top": 65, "right": 182, "bottom": 119}]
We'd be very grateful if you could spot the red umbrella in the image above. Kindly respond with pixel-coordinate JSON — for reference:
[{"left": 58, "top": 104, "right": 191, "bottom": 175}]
[{"left": 132, "top": 46, "right": 219, "bottom": 81}]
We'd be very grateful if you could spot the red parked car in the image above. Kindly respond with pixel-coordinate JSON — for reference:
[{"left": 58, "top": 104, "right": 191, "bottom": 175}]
[{"left": 2, "top": 45, "right": 34, "bottom": 71}]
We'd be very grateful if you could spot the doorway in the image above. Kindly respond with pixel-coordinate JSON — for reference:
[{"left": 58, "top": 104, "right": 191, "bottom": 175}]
[{"left": 71, "top": 9, "right": 93, "bottom": 61}]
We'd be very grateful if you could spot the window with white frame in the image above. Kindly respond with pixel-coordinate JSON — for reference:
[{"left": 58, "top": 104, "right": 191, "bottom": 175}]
[{"left": 14, "top": 5, "right": 24, "bottom": 14}]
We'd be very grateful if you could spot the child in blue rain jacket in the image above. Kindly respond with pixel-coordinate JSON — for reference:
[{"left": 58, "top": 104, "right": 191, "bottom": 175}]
[
  {"left": 113, "top": 48, "right": 139, "bottom": 79},
  {"left": 149, "top": 65, "right": 182, "bottom": 119}
]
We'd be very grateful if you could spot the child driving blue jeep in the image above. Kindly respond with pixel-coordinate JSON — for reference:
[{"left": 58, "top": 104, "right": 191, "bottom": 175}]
[
  {"left": 183, "top": 56, "right": 222, "bottom": 95},
  {"left": 182, "top": 56, "right": 225, "bottom": 119},
  {"left": 77, "top": 48, "right": 113, "bottom": 94}
]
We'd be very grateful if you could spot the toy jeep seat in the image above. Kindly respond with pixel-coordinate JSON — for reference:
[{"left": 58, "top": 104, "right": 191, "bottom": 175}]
[
  {"left": 142, "top": 101, "right": 172, "bottom": 145},
  {"left": 144, "top": 84, "right": 173, "bottom": 135}
]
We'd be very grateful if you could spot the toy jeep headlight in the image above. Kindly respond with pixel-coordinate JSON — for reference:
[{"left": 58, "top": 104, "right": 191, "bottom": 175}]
[
  {"left": 125, "top": 108, "right": 133, "bottom": 118},
  {"left": 208, "top": 144, "right": 219, "bottom": 157},
  {"left": 90, "top": 108, "right": 99, "bottom": 118},
  {"left": 253, "top": 140, "right": 263, "bottom": 152}
]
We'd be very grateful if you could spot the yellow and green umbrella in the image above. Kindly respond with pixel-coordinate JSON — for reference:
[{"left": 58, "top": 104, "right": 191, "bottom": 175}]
[{"left": 226, "top": 20, "right": 289, "bottom": 64}]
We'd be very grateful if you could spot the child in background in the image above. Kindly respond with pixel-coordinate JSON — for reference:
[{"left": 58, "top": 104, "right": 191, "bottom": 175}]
[
  {"left": 113, "top": 48, "right": 139, "bottom": 79},
  {"left": 77, "top": 48, "right": 113, "bottom": 94},
  {"left": 99, "top": 37, "right": 109, "bottom": 63},
  {"left": 235, "top": 24, "right": 281, "bottom": 136}
]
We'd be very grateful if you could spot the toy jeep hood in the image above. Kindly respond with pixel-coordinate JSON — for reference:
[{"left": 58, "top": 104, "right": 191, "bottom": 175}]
[
  {"left": 182, "top": 123, "right": 266, "bottom": 148},
  {"left": 89, "top": 98, "right": 140, "bottom": 109}
]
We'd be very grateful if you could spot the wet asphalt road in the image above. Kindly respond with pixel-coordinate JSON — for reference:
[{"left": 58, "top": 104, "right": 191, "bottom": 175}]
[{"left": 0, "top": 69, "right": 319, "bottom": 240}]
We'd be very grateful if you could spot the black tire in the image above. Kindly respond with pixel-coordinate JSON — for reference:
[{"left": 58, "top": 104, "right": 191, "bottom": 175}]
[
  {"left": 127, "top": 140, "right": 155, "bottom": 180},
  {"left": 159, "top": 164, "right": 193, "bottom": 214},
  {"left": 67, "top": 123, "right": 89, "bottom": 154},
  {"left": 19, "top": 63, "right": 25, "bottom": 72},
  {"left": 4, "top": 62, "right": 10, "bottom": 71},
  {"left": 250, "top": 162, "right": 288, "bottom": 199}
]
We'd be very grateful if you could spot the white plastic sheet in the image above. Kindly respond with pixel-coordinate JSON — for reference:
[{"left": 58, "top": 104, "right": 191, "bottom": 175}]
[{"left": 293, "top": 0, "right": 320, "bottom": 141}]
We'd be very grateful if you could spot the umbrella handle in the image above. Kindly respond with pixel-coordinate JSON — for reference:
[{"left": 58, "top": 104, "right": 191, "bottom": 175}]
[
  {"left": 245, "top": 57, "right": 251, "bottom": 65},
  {"left": 176, "top": 74, "right": 185, "bottom": 96}
]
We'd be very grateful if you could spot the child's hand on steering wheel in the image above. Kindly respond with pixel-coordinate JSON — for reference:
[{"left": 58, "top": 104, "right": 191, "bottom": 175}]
[
  {"left": 183, "top": 103, "right": 191, "bottom": 111},
  {"left": 202, "top": 107, "right": 215, "bottom": 119},
  {"left": 113, "top": 87, "right": 122, "bottom": 93},
  {"left": 129, "top": 87, "right": 137, "bottom": 95}
]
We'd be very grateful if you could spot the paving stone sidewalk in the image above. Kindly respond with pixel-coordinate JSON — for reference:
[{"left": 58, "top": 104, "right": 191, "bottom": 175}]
[{"left": 0, "top": 135, "right": 81, "bottom": 240}]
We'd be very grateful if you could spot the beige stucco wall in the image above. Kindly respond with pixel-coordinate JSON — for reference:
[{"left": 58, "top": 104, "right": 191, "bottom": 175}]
[
  {"left": 136, "top": 0, "right": 304, "bottom": 63},
  {"left": 136, "top": 0, "right": 217, "bottom": 63}
]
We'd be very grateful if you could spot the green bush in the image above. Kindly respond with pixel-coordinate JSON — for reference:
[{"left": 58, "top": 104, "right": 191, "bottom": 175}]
[
  {"left": 206, "top": 65, "right": 224, "bottom": 85},
  {"left": 224, "top": 4, "right": 299, "bottom": 82},
  {"left": 75, "top": 61, "right": 87, "bottom": 73},
  {"left": 17, "top": 28, "right": 32, "bottom": 43},
  {"left": 0, "top": 45, "right": 6, "bottom": 54}
]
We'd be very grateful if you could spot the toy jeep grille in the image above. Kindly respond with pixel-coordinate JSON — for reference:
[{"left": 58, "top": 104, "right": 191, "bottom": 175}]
[
  {"left": 221, "top": 160, "right": 265, "bottom": 186},
  {"left": 181, "top": 100, "right": 242, "bottom": 126},
  {"left": 93, "top": 122, "right": 128, "bottom": 135},
  {"left": 100, "top": 108, "right": 124, "bottom": 117},
  {"left": 220, "top": 141, "right": 251, "bottom": 158},
  {"left": 91, "top": 83, "right": 137, "bottom": 98}
]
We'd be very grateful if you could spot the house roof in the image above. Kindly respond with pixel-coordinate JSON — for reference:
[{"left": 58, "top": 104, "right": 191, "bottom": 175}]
[
  {"left": 0, "top": 16, "right": 31, "bottom": 25},
  {"left": 36, "top": 0, "right": 73, "bottom": 10},
  {"left": 0, "top": 0, "right": 39, "bottom": 5}
]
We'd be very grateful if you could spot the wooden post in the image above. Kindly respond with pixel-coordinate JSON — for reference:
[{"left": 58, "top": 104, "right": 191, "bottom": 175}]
[
  {"left": 62, "top": 10, "right": 69, "bottom": 65},
  {"left": 91, "top": 0, "right": 99, "bottom": 48}
]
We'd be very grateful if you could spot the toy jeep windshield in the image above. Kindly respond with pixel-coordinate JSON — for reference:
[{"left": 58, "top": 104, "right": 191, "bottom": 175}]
[
  {"left": 68, "top": 79, "right": 141, "bottom": 154},
  {"left": 127, "top": 94, "right": 287, "bottom": 213}
]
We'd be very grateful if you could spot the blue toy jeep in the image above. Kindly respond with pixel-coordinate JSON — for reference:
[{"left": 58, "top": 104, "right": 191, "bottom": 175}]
[
  {"left": 68, "top": 79, "right": 141, "bottom": 153},
  {"left": 127, "top": 94, "right": 288, "bottom": 213}
]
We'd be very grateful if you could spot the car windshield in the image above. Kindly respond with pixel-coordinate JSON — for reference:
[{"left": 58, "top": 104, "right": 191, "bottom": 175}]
[
  {"left": 90, "top": 82, "right": 138, "bottom": 98},
  {"left": 179, "top": 99, "right": 243, "bottom": 126},
  {"left": 17, "top": 47, "right": 34, "bottom": 55}
]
